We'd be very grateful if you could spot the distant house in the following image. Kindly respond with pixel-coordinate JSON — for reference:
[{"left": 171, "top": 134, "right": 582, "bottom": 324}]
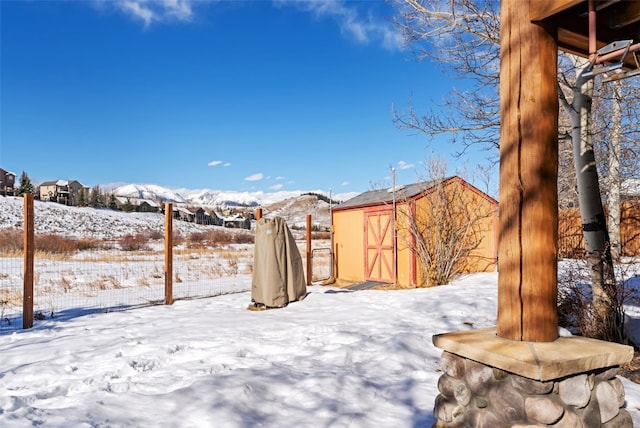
[
  {"left": 187, "top": 207, "right": 210, "bottom": 225},
  {"left": 331, "top": 176, "right": 499, "bottom": 287},
  {"left": 0, "top": 168, "right": 16, "bottom": 196},
  {"left": 114, "top": 197, "right": 160, "bottom": 213},
  {"left": 38, "top": 180, "right": 88, "bottom": 206},
  {"left": 206, "top": 210, "right": 224, "bottom": 226},
  {"left": 174, "top": 207, "right": 194, "bottom": 222},
  {"left": 221, "top": 213, "right": 251, "bottom": 229}
]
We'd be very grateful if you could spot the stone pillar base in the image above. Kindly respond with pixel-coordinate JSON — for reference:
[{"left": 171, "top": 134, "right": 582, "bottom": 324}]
[{"left": 432, "top": 327, "right": 634, "bottom": 427}]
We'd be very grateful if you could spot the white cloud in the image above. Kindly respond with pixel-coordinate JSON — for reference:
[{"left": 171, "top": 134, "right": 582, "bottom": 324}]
[
  {"left": 278, "top": 0, "right": 403, "bottom": 51},
  {"left": 208, "top": 160, "right": 222, "bottom": 167},
  {"left": 162, "top": 0, "right": 193, "bottom": 21},
  {"left": 269, "top": 183, "right": 284, "bottom": 190},
  {"left": 397, "top": 160, "right": 414, "bottom": 170},
  {"left": 341, "top": 181, "right": 349, "bottom": 186},
  {"left": 119, "top": 0, "right": 156, "bottom": 26},
  {"left": 113, "top": 0, "right": 194, "bottom": 26},
  {"left": 245, "top": 173, "right": 264, "bottom": 182},
  {"left": 275, "top": 176, "right": 285, "bottom": 180},
  {"left": 223, "top": 163, "right": 231, "bottom": 167}
]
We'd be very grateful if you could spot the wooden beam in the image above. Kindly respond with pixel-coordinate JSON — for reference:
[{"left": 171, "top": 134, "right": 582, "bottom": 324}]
[
  {"left": 498, "top": 0, "right": 559, "bottom": 342},
  {"left": 608, "top": 1, "right": 640, "bottom": 28},
  {"left": 530, "top": 0, "right": 583, "bottom": 22}
]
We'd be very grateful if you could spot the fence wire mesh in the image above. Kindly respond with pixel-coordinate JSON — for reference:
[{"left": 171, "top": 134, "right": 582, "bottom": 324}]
[{"left": 0, "top": 197, "right": 259, "bottom": 333}]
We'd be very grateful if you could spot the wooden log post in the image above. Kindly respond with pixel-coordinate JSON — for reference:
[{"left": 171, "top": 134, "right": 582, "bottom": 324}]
[
  {"left": 164, "top": 203, "right": 173, "bottom": 305},
  {"left": 497, "top": 0, "right": 559, "bottom": 342},
  {"left": 306, "top": 214, "right": 312, "bottom": 286},
  {"left": 23, "top": 194, "right": 34, "bottom": 329},
  {"left": 255, "top": 208, "right": 262, "bottom": 221}
]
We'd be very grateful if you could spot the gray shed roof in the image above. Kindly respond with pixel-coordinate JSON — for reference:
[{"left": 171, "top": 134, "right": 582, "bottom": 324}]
[
  {"left": 334, "top": 176, "right": 498, "bottom": 211},
  {"left": 334, "top": 178, "right": 445, "bottom": 211}
]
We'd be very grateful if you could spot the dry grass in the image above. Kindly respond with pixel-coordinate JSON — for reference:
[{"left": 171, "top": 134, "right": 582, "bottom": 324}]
[
  {"left": 73, "top": 251, "right": 161, "bottom": 262},
  {"left": 620, "top": 351, "right": 640, "bottom": 384},
  {"left": 0, "top": 230, "right": 334, "bottom": 320},
  {"left": 89, "top": 275, "right": 122, "bottom": 290},
  {"left": 0, "top": 288, "right": 23, "bottom": 307}
]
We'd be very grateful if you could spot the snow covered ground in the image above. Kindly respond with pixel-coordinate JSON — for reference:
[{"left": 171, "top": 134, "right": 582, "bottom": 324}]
[
  {"left": 2, "top": 196, "right": 640, "bottom": 427},
  {"left": 3, "top": 272, "right": 640, "bottom": 427}
]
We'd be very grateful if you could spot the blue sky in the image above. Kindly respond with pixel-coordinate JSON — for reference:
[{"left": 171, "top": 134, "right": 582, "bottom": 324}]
[{"left": 1, "top": 0, "right": 478, "bottom": 197}]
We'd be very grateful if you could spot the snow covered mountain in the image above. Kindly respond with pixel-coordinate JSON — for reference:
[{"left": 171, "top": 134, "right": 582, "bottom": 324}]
[
  {"left": 111, "top": 183, "right": 358, "bottom": 209},
  {"left": 110, "top": 184, "right": 188, "bottom": 204}
]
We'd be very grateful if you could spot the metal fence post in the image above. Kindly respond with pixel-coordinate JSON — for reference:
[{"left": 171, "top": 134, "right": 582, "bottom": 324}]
[
  {"left": 164, "top": 203, "right": 173, "bottom": 305},
  {"left": 23, "top": 194, "right": 34, "bottom": 329},
  {"left": 306, "top": 214, "right": 312, "bottom": 285}
]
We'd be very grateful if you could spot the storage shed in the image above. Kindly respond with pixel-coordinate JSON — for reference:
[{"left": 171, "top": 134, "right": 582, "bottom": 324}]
[{"left": 331, "top": 176, "right": 498, "bottom": 287}]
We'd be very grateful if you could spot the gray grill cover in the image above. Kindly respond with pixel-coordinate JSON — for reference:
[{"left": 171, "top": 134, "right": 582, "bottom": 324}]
[{"left": 251, "top": 216, "right": 307, "bottom": 307}]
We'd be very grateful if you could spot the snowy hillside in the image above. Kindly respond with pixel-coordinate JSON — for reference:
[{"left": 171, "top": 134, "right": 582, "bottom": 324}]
[
  {"left": 0, "top": 196, "right": 209, "bottom": 239},
  {"left": 263, "top": 194, "right": 332, "bottom": 230},
  {"left": 0, "top": 193, "right": 332, "bottom": 239}
]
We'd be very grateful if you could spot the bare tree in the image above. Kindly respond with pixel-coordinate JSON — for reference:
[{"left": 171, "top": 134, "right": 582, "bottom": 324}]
[
  {"left": 391, "top": 0, "right": 500, "bottom": 156},
  {"left": 607, "top": 81, "right": 623, "bottom": 261},
  {"left": 559, "top": 57, "right": 623, "bottom": 343},
  {"left": 592, "top": 79, "right": 640, "bottom": 260},
  {"left": 396, "top": 158, "right": 496, "bottom": 287},
  {"left": 392, "top": 0, "right": 639, "bottom": 342}
]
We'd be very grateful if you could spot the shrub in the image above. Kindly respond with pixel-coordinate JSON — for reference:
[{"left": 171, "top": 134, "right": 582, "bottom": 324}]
[
  {"left": 119, "top": 233, "right": 150, "bottom": 251},
  {"left": 172, "top": 232, "right": 185, "bottom": 247},
  {"left": 75, "top": 238, "right": 105, "bottom": 251},
  {"left": 0, "top": 228, "right": 23, "bottom": 253},
  {"left": 189, "top": 231, "right": 208, "bottom": 244},
  {"left": 209, "top": 229, "right": 234, "bottom": 245},
  {"left": 148, "top": 230, "right": 164, "bottom": 240},
  {"left": 36, "top": 234, "right": 77, "bottom": 254},
  {"left": 233, "top": 232, "right": 254, "bottom": 244},
  {"left": 311, "top": 231, "right": 331, "bottom": 240},
  {"left": 557, "top": 259, "right": 630, "bottom": 343}
]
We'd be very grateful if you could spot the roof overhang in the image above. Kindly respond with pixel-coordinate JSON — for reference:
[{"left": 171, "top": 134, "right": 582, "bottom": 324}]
[{"left": 531, "top": 0, "right": 640, "bottom": 70}]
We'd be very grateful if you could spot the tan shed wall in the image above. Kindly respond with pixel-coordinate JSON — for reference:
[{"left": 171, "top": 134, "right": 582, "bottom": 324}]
[
  {"left": 395, "top": 203, "right": 416, "bottom": 287},
  {"left": 333, "top": 179, "right": 498, "bottom": 287},
  {"left": 333, "top": 208, "right": 366, "bottom": 283}
]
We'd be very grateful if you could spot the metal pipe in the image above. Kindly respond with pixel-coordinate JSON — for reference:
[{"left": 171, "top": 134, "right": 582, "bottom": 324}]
[
  {"left": 596, "top": 43, "right": 640, "bottom": 65},
  {"left": 589, "top": 0, "right": 596, "bottom": 55}
]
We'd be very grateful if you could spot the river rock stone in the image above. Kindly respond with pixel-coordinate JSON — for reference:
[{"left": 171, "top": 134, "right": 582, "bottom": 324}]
[
  {"left": 524, "top": 396, "right": 564, "bottom": 425},
  {"left": 558, "top": 374, "right": 591, "bottom": 408},
  {"left": 440, "top": 352, "right": 465, "bottom": 379}
]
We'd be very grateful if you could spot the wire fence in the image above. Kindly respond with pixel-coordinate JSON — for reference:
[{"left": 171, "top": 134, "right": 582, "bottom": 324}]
[{"left": 0, "top": 196, "right": 333, "bottom": 333}]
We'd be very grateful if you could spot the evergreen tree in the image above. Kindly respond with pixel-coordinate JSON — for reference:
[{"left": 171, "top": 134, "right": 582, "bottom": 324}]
[
  {"left": 121, "top": 198, "right": 134, "bottom": 212},
  {"left": 77, "top": 188, "right": 88, "bottom": 207},
  {"left": 89, "top": 185, "right": 105, "bottom": 208},
  {"left": 108, "top": 193, "right": 119, "bottom": 210},
  {"left": 17, "top": 171, "right": 35, "bottom": 196}
]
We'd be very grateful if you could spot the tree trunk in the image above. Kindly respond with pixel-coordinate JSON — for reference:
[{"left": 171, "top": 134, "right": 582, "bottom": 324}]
[
  {"left": 608, "top": 81, "right": 622, "bottom": 261},
  {"left": 561, "top": 70, "right": 622, "bottom": 342}
]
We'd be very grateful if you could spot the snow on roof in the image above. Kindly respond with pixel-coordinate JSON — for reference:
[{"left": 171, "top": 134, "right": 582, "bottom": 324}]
[{"left": 115, "top": 197, "right": 160, "bottom": 207}]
